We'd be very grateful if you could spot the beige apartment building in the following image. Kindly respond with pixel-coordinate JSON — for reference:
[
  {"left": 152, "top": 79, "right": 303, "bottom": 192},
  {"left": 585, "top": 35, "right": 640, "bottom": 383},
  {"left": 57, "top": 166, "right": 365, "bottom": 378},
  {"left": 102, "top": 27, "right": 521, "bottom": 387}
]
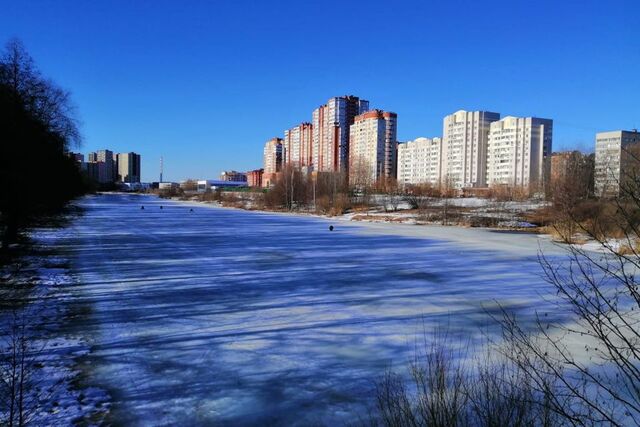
[
  {"left": 262, "top": 137, "right": 283, "bottom": 187},
  {"left": 116, "top": 152, "right": 141, "bottom": 183},
  {"left": 312, "top": 95, "right": 369, "bottom": 173},
  {"left": 284, "top": 122, "right": 313, "bottom": 169},
  {"left": 348, "top": 110, "right": 397, "bottom": 185},
  {"left": 397, "top": 137, "right": 442, "bottom": 186},
  {"left": 595, "top": 130, "right": 640, "bottom": 197},
  {"left": 486, "top": 116, "right": 553, "bottom": 189},
  {"left": 441, "top": 110, "right": 500, "bottom": 188}
]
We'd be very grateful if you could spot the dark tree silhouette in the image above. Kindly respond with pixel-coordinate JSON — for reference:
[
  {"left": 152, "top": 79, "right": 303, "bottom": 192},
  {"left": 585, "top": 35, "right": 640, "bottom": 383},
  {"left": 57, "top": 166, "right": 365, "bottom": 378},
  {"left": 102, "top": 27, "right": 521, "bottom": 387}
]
[{"left": 0, "top": 39, "right": 87, "bottom": 251}]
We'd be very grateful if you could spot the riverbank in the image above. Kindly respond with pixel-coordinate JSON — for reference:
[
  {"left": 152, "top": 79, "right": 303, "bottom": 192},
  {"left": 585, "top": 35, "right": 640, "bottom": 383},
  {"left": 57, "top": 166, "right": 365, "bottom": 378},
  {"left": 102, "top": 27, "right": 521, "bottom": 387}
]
[
  {"left": 162, "top": 195, "right": 564, "bottom": 256},
  {"left": 0, "top": 222, "right": 111, "bottom": 425}
]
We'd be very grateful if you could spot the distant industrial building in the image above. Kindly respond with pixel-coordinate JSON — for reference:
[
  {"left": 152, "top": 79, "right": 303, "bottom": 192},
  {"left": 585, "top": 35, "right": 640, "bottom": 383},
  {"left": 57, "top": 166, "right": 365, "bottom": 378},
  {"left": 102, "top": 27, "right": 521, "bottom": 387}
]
[
  {"left": 595, "top": 130, "right": 640, "bottom": 197},
  {"left": 197, "top": 180, "right": 247, "bottom": 192}
]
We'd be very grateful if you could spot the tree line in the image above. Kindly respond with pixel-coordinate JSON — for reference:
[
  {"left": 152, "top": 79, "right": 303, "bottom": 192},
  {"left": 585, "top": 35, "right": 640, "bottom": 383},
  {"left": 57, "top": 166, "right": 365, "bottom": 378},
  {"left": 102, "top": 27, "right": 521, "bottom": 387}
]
[{"left": 0, "top": 39, "right": 88, "bottom": 252}]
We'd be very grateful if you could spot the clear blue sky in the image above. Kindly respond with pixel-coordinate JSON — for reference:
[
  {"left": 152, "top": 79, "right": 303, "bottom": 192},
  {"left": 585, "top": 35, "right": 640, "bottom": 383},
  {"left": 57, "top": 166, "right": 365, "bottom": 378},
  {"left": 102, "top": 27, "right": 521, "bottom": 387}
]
[{"left": 1, "top": 0, "right": 638, "bottom": 182}]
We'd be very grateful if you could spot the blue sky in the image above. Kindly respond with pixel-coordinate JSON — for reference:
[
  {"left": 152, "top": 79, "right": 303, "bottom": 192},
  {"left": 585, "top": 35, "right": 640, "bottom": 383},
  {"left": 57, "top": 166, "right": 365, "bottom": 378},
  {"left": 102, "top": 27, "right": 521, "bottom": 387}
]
[{"left": 1, "top": 0, "right": 639, "bottom": 182}]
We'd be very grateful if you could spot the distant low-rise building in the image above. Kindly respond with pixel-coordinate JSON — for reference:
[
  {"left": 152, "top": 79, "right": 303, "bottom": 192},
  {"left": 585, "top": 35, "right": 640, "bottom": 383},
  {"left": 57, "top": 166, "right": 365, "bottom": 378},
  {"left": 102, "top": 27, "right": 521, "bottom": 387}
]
[
  {"left": 197, "top": 179, "right": 247, "bottom": 192},
  {"left": 68, "top": 152, "right": 84, "bottom": 163},
  {"left": 220, "top": 170, "right": 247, "bottom": 182},
  {"left": 595, "top": 130, "right": 640, "bottom": 197},
  {"left": 246, "top": 169, "right": 264, "bottom": 188},
  {"left": 158, "top": 182, "right": 179, "bottom": 190}
]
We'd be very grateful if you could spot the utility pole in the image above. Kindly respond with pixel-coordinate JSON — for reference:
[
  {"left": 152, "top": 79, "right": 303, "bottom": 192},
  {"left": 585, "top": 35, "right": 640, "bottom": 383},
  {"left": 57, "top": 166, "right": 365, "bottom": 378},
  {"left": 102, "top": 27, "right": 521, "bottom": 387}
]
[{"left": 159, "top": 156, "right": 163, "bottom": 182}]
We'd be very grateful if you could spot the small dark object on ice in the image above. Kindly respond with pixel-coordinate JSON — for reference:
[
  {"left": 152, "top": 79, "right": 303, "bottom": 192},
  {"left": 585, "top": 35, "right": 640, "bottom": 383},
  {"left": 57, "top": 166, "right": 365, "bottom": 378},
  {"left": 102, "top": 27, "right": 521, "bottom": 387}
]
[
  {"left": 160, "top": 206, "right": 163, "bottom": 210},
  {"left": 141, "top": 206, "right": 144, "bottom": 210},
  {"left": 190, "top": 208, "right": 194, "bottom": 212},
  {"left": 329, "top": 225, "right": 334, "bottom": 231}
]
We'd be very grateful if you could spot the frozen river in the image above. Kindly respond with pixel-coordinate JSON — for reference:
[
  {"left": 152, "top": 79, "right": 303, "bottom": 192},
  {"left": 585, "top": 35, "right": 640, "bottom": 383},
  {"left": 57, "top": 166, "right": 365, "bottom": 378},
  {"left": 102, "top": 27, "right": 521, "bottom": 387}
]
[{"left": 51, "top": 193, "right": 566, "bottom": 426}]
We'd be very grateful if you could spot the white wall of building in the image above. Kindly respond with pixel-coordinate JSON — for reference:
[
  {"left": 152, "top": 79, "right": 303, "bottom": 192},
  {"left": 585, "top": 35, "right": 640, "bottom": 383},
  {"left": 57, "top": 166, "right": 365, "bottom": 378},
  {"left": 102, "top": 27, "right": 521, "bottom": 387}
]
[
  {"left": 486, "top": 116, "right": 553, "bottom": 188},
  {"left": 595, "top": 130, "right": 640, "bottom": 197},
  {"left": 441, "top": 110, "right": 500, "bottom": 188},
  {"left": 397, "top": 137, "right": 442, "bottom": 186}
]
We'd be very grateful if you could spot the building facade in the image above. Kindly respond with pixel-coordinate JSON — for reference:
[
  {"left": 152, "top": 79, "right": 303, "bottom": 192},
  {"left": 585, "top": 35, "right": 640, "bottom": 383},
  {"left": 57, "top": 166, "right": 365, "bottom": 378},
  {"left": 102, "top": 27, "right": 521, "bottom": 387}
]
[
  {"left": 220, "top": 170, "right": 247, "bottom": 182},
  {"left": 86, "top": 149, "right": 116, "bottom": 184},
  {"left": 263, "top": 137, "right": 283, "bottom": 187},
  {"left": 486, "top": 116, "right": 553, "bottom": 189},
  {"left": 550, "top": 151, "right": 594, "bottom": 197},
  {"left": 312, "top": 95, "right": 369, "bottom": 174},
  {"left": 116, "top": 152, "right": 141, "bottom": 183},
  {"left": 397, "top": 137, "right": 442, "bottom": 186},
  {"left": 284, "top": 122, "right": 313, "bottom": 169},
  {"left": 348, "top": 110, "right": 397, "bottom": 185},
  {"left": 441, "top": 110, "right": 500, "bottom": 188},
  {"left": 246, "top": 169, "right": 264, "bottom": 188},
  {"left": 595, "top": 130, "right": 640, "bottom": 197}
]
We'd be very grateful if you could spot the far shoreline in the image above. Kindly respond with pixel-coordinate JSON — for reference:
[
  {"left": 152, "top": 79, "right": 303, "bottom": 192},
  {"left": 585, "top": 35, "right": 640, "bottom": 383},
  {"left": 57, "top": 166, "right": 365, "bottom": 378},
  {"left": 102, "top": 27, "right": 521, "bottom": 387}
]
[{"left": 128, "top": 192, "right": 568, "bottom": 257}]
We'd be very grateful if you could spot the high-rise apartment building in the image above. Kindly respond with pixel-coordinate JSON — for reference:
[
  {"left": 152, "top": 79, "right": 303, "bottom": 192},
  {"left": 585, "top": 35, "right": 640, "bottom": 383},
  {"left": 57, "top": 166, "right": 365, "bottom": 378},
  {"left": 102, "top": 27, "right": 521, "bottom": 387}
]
[
  {"left": 397, "top": 137, "right": 442, "bottom": 186},
  {"left": 441, "top": 110, "right": 500, "bottom": 188},
  {"left": 312, "top": 95, "right": 369, "bottom": 173},
  {"left": 116, "top": 152, "right": 141, "bottom": 183},
  {"left": 595, "top": 130, "right": 640, "bottom": 197},
  {"left": 263, "top": 137, "right": 283, "bottom": 187},
  {"left": 284, "top": 122, "right": 313, "bottom": 169},
  {"left": 486, "top": 117, "right": 553, "bottom": 188},
  {"left": 348, "top": 110, "right": 397, "bottom": 185},
  {"left": 86, "top": 149, "right": 115, "bottom": 184}
]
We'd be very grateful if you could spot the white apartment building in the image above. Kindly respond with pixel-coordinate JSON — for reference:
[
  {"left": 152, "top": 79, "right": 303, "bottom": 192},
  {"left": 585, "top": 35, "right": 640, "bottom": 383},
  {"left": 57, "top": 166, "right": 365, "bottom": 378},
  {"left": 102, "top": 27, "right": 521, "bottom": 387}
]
[
  {"left": 397, "top": 137, "right": 442, "bottom": 186},
  {"left": 486, "top": 116, "right": 553, "bottom": 188},
  {"left": 284, "top": 122, "right": 313, "bottom": 169},
  {"left": 595, "top": 130, "right": 640, "bottom": 197},
  {"left": 312, "top": 95, "right": 369, "bottom": 173},
  {"left": 441, "top": 110, "right": 500, "bottom": 188},
  {"left": 348, "top": 110, "right": 397, "bottom": 185}
]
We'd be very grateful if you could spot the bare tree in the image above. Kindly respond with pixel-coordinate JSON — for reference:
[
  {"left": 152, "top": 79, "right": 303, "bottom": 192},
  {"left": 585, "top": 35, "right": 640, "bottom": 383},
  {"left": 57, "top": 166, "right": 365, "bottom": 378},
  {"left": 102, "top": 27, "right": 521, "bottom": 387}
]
[
  {"left": 0, "top": 264, "right": 62, "bottom": 427},
  {"left": 494, "top": 144, "right": 640, "bottom": 426}
]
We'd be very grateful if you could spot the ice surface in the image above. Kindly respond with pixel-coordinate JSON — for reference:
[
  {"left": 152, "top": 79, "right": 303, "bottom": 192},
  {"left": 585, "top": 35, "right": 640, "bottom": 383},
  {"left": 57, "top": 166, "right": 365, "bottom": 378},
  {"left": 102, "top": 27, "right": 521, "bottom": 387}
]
[{"left": 44, "top": 193, "right": 570, "bottom": 426}]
